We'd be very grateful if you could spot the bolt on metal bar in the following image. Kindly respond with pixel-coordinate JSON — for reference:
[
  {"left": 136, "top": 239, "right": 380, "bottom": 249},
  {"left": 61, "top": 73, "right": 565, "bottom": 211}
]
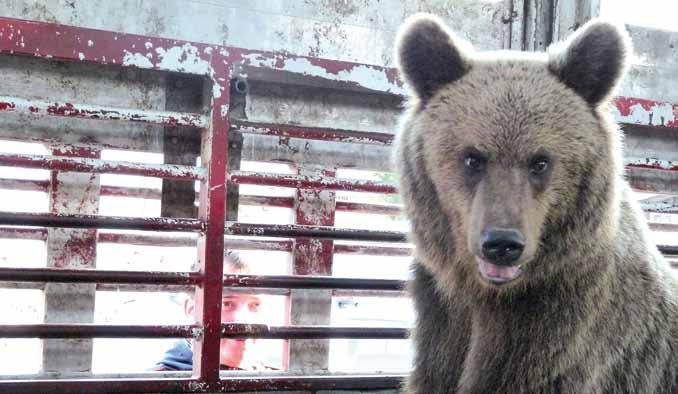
[
  {"left": 0, "top": 153, "right": 205, "bottom": 180},
  {"left": 0, "top": 95, "right": 208, "bottom": 128}
]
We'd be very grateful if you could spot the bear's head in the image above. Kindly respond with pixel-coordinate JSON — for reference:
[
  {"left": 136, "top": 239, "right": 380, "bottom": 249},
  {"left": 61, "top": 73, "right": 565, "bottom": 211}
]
[{"left": 394, "top": 14, "right": 631, "bottom": 294}]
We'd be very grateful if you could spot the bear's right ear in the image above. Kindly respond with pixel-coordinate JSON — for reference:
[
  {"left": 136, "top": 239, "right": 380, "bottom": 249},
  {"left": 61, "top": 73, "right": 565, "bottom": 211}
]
[{"left": 395, "top": 13, "right": 472, "bottom": 102}]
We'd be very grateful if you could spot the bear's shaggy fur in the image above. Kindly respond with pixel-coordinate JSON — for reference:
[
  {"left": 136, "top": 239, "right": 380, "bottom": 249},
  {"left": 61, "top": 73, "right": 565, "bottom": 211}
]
[{"left": 393, "top": 13, "right": 678, "bottom": 394}]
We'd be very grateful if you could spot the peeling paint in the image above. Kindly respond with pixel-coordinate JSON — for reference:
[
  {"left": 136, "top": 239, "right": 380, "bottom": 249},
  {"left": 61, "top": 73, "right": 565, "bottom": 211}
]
[
  {"left": 0, "top": 153, "right": 207, "bottom": 181},
  {"left": 155, "top": 43, "right": 211, "bottom": 75},
  {"left": 241, "top": 53, "right": 405, "bottom": 95},
  {"left": 612, "top": 97, "right": 678, "bottom": 127},
  {"left": 122, "top": 50, "right": 153, "bottom": 68}
]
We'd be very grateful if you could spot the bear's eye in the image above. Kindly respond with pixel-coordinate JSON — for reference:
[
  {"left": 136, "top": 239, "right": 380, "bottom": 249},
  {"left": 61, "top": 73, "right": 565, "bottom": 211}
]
[
  {"left": 529, "top": 156, "right": 550, "bottom": 175},
  {"left": 464, "top": 153, "right": 486, "bottom": 172}
]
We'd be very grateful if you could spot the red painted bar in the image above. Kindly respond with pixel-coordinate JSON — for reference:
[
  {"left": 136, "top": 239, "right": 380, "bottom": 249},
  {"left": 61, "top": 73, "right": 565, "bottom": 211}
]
[
  {"left": 0, "top": 95, "right": 207, "bottom": 127},
  {"left": 229, "top": 170, "right": 398, "bottom": 194},
  {"left": 0, "top": 212, "right": 203, "bottom": 231},
  {"left": 0, "top": 375, "right": 404, "bottom": 394},
  {"left": 192, "top": 54, "right": 230, "bottom": 385},
  {"left": 0, "top": 267, "right": 201, "bottom": 285},
  {"left": 225, "top": 221, "right": 407, "bottom": 242},
  {"left": 0, "top": 226, "right": 47, "bottom": 240},
  {"left": 0, "top": 178, "right": 49, "bottom": 192},
  {"left": 0, "top": 153, "right": 205, "bottom": 180},
  {"left": 231, "top": 119, "right": 395, "bottom": 146}
]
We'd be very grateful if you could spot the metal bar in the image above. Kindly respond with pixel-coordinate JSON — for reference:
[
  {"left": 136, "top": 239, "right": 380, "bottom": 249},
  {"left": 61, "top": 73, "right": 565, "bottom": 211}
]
[
  {"left": 224, "top": 274, "right": 404, "bottom": 291},
  {"left": 659, "top": 245, "right": 678, "bottom": 255},
  {"left": 229, "top": 171, "right": 398, "bottom": 194},
  {"left": 0, "top": 324, "right": 407, "bottom": 340},
  {"left": 0, "top": 212, "right": 203, "bottom": 231},
  {"left": 101, "top": 185, "right": 162, "bottom": 199},
  {"left": 649, "top": 223, "right": 678, "bottom": 232},
  {"left": 192, "top": 55, "right": 230, "bottom": 385},
  {"left": 0, "top": 375, "right": 404, "bottom": 393},
  {"left": 97, "top": 232, "right": 196, "bottom": 247},
  {"left": 334, "top": 243, "right": 412, "bottom": 256},
  {"left": 239, "top": 195, "right": 293, "bottom": 208},
  {"left": 0, "top": 267, "right": 201, "bottom": 285},
  {"left": 0, "top": 226, "right": 47, "bottom": 240},
  {"left": 222, "top": 324, "right": 408, "bottom": 339},
  {"left": 231, "top": 119, "right": 395, "bottom": 146},
  {"left": 0, "top": 324, "right": 198, "bottom": 338},
  {"left": 225, "top": 222, "right": 407, "bottom": 242},
  {"left": 337, "top": 201, "right": 403, "bottom": 215},
  {"left": 0, "top": 178, "right": 49, "bottom": 192},
  {"left": 0, "top": 96, "right": 207, "bottom": 128},
  {"left": 0, "top": 153, "right": 205, "bottom": 180},
  {"left": 626, "top": 157, "right": 678, "bottom": 171}
]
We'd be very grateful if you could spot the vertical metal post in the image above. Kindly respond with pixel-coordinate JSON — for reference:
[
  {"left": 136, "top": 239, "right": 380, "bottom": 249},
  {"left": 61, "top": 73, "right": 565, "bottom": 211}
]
[
  {"left": 192, "top": 72, "right": 229, "bottom": 383},
  {"left": 43, "top": 145, "right": 100, "bottom": 374},
  {"left": 288, "top": 166, "right": 336, "bottom": 372},
  {"left": 161, "top": 74, "right": 203, "bottom": 219}
]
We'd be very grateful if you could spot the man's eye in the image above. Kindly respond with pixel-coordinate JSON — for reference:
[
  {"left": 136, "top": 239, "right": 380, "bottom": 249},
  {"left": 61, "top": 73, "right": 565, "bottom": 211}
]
[
  {"left": 223, "top": 301, "right": 235, "bottom": 310},
  {"left": 248, "top": 302, "right": 260, "bottom": 312}
]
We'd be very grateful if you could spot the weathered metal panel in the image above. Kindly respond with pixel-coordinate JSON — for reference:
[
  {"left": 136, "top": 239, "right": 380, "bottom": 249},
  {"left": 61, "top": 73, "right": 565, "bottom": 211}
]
[{"left": 2, "top": 0, "right": 507, "bottom": 67}]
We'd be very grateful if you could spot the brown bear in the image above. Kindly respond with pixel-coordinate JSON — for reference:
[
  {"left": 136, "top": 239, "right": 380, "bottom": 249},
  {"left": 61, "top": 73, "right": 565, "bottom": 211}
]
[{"left": 393, "top": 13, "right": 678, "bottom": 394}]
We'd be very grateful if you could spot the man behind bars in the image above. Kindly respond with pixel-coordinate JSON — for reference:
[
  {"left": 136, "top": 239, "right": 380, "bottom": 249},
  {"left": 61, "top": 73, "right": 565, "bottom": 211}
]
[{"left": 152, "top": 251, "right": 275, "bottom": 371}]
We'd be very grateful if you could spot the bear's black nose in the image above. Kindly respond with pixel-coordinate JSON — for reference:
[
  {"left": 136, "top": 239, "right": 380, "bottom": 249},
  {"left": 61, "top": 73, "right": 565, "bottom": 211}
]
[{"left": 480, "top": 229, "right": 525, "bottom": 266}]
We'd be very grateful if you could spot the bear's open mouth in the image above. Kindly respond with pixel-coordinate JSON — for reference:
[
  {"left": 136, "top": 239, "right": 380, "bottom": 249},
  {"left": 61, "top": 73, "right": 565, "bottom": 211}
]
[{"left": 476, "top": 257, "right": 523, "bottom": 285}]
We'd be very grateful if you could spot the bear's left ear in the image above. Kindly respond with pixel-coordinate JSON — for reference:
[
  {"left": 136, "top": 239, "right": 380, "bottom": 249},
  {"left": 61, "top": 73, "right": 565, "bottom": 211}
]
[{"left": 548, "top": 19, "right": 631, "bottom": 106}]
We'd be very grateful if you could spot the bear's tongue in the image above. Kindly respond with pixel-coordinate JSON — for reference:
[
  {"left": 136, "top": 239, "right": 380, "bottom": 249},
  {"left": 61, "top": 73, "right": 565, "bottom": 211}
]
[{"left": 477, "top": 258, "right": 521, "bottom": 282}]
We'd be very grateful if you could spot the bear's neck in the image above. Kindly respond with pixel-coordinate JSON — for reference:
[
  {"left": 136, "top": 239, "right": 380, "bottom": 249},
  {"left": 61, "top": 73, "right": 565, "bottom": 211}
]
[{"left": 461, "top": 260, "right": 614, "bottom": 391}]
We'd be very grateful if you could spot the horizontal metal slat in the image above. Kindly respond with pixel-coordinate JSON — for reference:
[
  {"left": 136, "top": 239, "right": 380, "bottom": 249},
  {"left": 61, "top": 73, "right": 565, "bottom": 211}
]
[
  {"left": 225, "top": 221, "right": 407, "bottom": 242},
  {"left": 0, "top": 212, "right": 204, "bottom": 231},
  {"left": 229, "top": 170, "right": 398, "bottom": 194},
  {"left": 0, "top": 324, "right": 407, "bottom": 340},
  {"left": 0, "top": 374, "right": 405, "bottom": 393},
  {"left": 0, "top": 96, "right": 208, "bottom": 128},
  {"left": 224, "top": 274, "right": 404, "bottom": 290},
  {"left": 0, "top": 153, "right": 205, "bottom": 180},
  {"left": 0, "top": 267, "right": 201, "bottom": 285},
  {"left": 232, "top": 119, "right": 395, "bottom": 146}
]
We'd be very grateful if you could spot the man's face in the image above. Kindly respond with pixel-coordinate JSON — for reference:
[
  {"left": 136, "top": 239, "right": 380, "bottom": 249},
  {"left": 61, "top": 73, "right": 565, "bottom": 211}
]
[
  {"left": 217, "top": 292, "right": 262, "bottom": 368},
  {"left": 185, "top": 267, "right": 263, "bottom": 368}
]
